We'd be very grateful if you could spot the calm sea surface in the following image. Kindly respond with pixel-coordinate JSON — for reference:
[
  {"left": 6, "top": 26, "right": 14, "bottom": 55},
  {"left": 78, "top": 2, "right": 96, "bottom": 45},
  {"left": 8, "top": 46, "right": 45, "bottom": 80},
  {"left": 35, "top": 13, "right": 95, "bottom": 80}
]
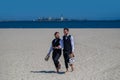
[{"left": 0, "top": 21, "right": 120, "bottom": 28}]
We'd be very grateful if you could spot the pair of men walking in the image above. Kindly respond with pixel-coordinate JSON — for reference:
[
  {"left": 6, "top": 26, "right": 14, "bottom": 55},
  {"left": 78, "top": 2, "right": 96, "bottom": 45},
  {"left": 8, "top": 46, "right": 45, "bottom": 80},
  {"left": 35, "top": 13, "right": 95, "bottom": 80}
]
[{"left": 45, "top": 28, "right": 75, "bottom": 73}]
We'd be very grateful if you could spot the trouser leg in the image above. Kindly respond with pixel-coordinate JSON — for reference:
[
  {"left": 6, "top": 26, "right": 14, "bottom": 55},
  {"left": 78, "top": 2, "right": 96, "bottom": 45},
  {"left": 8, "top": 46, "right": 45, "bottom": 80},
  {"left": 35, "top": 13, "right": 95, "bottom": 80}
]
[
  {"left": 52, "top": 52, "right": 61, "bottom": 68},
  {"left": 63, "top": 52, "right": 69, "bottom": 69}
]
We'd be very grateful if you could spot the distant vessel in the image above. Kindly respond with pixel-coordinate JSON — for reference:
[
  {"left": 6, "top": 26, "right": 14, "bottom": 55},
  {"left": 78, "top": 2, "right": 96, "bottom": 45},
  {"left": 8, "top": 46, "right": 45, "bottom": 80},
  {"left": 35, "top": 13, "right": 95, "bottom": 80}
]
[{"left": 36, "top": 16, "right": 70, "bottom": 22}]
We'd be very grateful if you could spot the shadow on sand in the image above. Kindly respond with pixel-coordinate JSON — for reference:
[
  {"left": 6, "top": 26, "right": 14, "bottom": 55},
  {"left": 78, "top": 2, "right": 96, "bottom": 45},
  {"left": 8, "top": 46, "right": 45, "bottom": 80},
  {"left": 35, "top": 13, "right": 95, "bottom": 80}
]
[{"left": 30, "top": 70, "right": 65, "bottom": 74}]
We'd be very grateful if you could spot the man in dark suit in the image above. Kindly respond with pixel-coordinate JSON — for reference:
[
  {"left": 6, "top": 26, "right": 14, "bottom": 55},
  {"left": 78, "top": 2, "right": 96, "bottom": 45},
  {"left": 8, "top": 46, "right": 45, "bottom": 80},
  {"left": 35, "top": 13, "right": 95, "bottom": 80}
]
[{"left": 62, "top": 28, "right": 75, "bottom": 72}]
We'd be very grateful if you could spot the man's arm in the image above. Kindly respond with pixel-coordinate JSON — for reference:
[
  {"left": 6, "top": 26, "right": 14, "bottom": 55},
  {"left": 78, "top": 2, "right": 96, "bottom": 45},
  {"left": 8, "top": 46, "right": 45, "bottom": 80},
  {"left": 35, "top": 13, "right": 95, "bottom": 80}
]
[
  {"left": 47, "top": 44, "right": 53, "bottom": 56},
  {"left": 60, "top": 39, "right": 63, "bottom": 49},
  {"left": 71, "top": 36, "right": 75, "bottom": 53}
]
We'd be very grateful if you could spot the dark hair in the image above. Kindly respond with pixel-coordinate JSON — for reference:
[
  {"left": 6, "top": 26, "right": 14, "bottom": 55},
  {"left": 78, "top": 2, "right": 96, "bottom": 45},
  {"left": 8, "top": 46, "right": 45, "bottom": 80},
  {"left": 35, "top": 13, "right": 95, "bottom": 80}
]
[
  {"left": 64, "top": 28, "right": 69, "bottom": 31},
  {"left": 54, "top": 32, "right": 59, "bottom": 36}
]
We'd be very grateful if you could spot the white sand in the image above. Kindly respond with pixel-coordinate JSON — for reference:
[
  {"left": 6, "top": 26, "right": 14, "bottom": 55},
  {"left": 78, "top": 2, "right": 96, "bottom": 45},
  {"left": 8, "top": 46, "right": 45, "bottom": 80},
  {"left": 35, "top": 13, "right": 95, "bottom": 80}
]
[{"left": 0, "top": 29, "right": 120, "bottom": 80}]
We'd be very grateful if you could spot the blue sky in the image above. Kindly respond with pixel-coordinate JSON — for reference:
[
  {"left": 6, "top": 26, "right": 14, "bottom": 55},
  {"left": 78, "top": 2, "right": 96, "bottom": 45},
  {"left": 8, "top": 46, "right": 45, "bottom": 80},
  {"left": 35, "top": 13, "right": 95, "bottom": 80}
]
[{"left": 0, "top": 0, "right": 120, "bottom": 20}]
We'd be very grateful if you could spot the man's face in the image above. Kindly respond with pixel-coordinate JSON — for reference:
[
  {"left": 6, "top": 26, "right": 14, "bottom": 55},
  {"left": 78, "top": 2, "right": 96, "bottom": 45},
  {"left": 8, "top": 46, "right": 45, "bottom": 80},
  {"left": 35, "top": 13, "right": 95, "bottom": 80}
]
[
  {"left": 55, "top": 33, "right": 60, "bottom": 38},
  {"left": 64, "top": 30, "right": 69, "bottom": 35}
]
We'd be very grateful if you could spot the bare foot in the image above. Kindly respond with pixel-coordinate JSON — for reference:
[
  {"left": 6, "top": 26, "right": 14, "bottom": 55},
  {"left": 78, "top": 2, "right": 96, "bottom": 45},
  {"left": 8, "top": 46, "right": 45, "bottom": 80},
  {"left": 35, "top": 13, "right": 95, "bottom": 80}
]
[
  {"left": 65, "top": 69, "right": 69, "bottom": 73},
  {"left": 57, "top": 70, "right": 59, "bottom": 73},
  {"left": 58, "top": 63, "right": 61, "bottom": 69},
  {"left": 71, "top": 68, "right": 74, "bottom": 72},
  {"left": 56, "top": 67, "right": 60, "bottom": 73},
  {"left": 70, "top": 64, "right": 74, "bottom": 72}
]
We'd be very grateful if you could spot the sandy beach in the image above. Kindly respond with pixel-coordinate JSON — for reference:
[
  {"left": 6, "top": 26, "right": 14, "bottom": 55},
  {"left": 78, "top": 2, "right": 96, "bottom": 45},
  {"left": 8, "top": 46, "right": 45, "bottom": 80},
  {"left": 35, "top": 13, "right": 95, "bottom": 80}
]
[{"left": 0, "top": 29, "right": 120, "bottom": 80}]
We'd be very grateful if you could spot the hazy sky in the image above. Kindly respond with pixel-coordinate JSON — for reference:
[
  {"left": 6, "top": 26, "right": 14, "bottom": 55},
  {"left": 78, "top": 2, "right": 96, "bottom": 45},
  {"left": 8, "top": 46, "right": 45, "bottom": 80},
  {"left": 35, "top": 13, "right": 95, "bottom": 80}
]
[{"left": 0, "top": 0, "right": 120, "bottom": 20}]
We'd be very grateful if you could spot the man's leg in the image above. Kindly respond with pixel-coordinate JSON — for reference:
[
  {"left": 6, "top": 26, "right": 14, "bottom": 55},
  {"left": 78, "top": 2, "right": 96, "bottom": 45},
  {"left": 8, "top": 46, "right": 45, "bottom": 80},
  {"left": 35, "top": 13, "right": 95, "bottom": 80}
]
[
  {"left": 69, "top": 53, "right": 74, "bottom": 72},
  {"left": 55, "top": 52, "right": 61, "bottom": 72},
  {"left": 63, "top": 52, "right": 69, "bottom": 72},
  {"left": 52, "top": 52, "right": 61, "bottom": 72},
  {"left": 70, "top": 64, "right": 74, "bottom": 72},
  {"left": 52, "top": 53, "right": 58, "bottom": 71},
  {"left": 57, "top": 52, "right": 61, "bottom": 70}
]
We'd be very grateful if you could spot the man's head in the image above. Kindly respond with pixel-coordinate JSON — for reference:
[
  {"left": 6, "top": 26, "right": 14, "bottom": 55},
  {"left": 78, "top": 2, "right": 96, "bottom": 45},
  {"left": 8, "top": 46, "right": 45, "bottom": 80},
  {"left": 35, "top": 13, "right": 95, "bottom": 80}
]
[
  {"left": 54, "top": 32, "right": 60, "bottom": 39},
  {"left": 64, "top": 28, "right": 69, "bottom": 36}
]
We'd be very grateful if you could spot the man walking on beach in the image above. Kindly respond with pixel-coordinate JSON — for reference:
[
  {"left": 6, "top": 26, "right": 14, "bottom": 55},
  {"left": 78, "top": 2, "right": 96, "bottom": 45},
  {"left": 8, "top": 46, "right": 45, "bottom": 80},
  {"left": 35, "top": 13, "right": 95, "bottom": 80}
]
[
  {"left": 46, "top": 32, "right": 62, "bottom": 73},
  {"left": 63, "top": 28, "right": 75, "bottom": 72}
]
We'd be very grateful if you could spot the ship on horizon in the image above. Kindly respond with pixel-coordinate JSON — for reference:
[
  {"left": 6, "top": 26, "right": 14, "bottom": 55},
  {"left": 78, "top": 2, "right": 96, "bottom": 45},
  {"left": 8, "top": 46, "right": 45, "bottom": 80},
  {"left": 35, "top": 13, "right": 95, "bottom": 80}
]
[{"left": 36, "top": 16, "right": 71, "bottom": 22}]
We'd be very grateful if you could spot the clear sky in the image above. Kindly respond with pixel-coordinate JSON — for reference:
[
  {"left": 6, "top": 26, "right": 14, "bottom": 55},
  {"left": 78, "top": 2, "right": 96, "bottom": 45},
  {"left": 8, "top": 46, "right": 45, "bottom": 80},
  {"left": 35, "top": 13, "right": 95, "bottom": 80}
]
[{"left": 0, "top": 0, "right": 120, "bottom": 20}]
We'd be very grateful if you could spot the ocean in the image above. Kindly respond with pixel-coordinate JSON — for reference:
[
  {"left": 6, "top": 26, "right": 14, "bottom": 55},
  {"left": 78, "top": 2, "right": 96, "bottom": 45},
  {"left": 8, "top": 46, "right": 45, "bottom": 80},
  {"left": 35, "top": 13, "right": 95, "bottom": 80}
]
[{"left": 0, "top": 21, "right": 120, "bottom": 28}]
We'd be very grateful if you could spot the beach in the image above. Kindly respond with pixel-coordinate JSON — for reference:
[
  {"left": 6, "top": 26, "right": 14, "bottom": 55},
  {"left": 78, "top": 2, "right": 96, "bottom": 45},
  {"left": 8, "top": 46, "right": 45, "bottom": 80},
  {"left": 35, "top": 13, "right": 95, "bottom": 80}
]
[{"left": 0, "top": 29, "right": 120, "bottom": 80}]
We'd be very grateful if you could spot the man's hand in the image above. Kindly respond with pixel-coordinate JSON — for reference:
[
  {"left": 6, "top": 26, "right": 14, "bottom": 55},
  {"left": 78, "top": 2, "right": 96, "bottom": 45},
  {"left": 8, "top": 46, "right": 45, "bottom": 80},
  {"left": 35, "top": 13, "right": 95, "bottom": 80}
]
[
  {"left": 53, "top": 46, "right": 61, "bottom": 49},
  {"left": 45, "top": 54, "right": 50, "bottom": 61},
  {"left": 69, "top": 52, "right": 75, "bottom": 58}
]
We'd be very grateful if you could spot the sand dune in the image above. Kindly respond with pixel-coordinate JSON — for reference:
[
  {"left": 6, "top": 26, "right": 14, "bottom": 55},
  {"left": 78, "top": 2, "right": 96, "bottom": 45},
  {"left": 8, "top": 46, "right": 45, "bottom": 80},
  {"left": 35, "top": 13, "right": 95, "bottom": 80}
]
[{"left": 0, "top": 29, "right": 120, "bottom": 80}]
